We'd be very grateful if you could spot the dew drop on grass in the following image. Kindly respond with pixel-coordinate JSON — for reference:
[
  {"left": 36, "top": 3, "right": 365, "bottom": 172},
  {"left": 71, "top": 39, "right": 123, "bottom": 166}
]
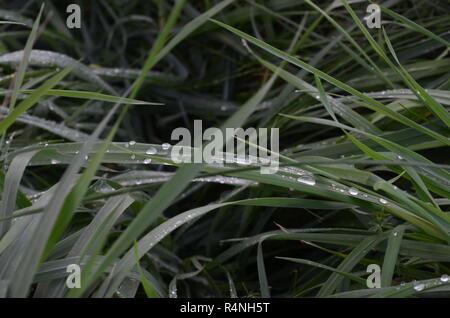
[
  {"left": 162, "top": 143, "right": 171, "bottom": 150},
  {"left": 143, "top": 158, "right": 151, "bottom": 164},
  {"left": 440, "top": 274, "right": 449, "bottom": 282},
  {"left": 130, "top": 154, "right": 136, "bottom": 160},
  {"left": 348, "top": 188, "right": 358, "bottom": 196},
  {"left": 393, "top": 231, "right": 398, "bottom": 237},
  {"left": 51, "top": 159, "right": 60, "bottom": 165},
  {"left": 297, "top": 176, "right": 316, "bottom": 186},
  {"left": 413, "top": 283, "right": 425, "bottom": 291},
  {"left": 129, "top": 140, "right": 136, "bottom": 146},
  {"left": 146, "top": 147, "right": 157, "bottom": 155},
  {"left": 236, "top": 157, "right": 250, "bottom": 165},
  {"left": 379, "top": 198, "right": 388, "bottom": 205}
]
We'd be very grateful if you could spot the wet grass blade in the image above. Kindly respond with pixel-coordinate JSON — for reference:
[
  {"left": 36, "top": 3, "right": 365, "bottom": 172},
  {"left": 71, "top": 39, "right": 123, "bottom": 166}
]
[
  {"left": 0, "top": 63, "right": 76, "bottom": 136},
  {"left": 19, "top": 89, "right": 161, "bottom": 105},
  {"left": 381, "top": 225, "right": 407, "bottom": 287},
  {"left": 7, "top": 4, "right": 44, "bottom": 111}
]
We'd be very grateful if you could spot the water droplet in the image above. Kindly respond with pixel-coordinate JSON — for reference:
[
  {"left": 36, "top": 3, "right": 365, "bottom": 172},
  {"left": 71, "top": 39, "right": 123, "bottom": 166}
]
[
  {"left": 236, "top": 157, "right": 250, "bottom": 165},
  {"left": 84, "top": 155, "right": 89, "bottom": 160},
  {"left": 162, "top": 143, "right": 171, "bottom": 150},
  {"left": 146, "top": 147, "right": 157, "bottom": 155},
  {"left": 393, "top": 231, "right": 398, "bottom": 237},
  {"left": 348, "top": 188, "right": 359, "bottom": 196},
  {"left": 413, "top": 283, "right": 425, "bottom": 291},
  {"left": 143, "top": 158, "right": 151, "bottom": 164},
  {"left": 130, "top": 154, "right": 136, "bottom": 160},
  {"left": 379, "top": 198, "right": 388, "bottom": 205},
  {"left": 51, "top": 159, "right": 60, "bottom": 165},
  {"left": 400, "top": 281, "right": 405, "bottom": 286},
  {"left": 75, "top": 151, "right": 79, "bottom": 154},
  {"left": 129, "top": 140, "right": 136, "bottom": 146},
  {"left": 397, "top": 155, "right": 403, "bottom": 160},
  {"left": 440, "top": 274, "right": 449, "bottom": 282},
  {"left": 297, "top": 176, "right": 316, "bottom": 186}
]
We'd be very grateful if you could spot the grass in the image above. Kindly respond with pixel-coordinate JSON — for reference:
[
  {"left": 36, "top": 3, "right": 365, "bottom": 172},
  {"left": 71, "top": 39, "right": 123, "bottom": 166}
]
[{"left": 0, "top": 0, "right": 449, "bottom": 298}]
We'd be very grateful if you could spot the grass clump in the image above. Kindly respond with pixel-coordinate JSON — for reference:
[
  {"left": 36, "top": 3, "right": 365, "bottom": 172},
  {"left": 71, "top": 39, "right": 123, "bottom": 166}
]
[{"left": 0, "top": 0, "right": 449, "bottom": 298}]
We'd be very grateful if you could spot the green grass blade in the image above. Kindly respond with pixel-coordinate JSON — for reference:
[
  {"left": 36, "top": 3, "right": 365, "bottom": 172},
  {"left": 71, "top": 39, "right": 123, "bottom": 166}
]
[{"left": 0, "top": 63, "right": 76, "bottom": 136}]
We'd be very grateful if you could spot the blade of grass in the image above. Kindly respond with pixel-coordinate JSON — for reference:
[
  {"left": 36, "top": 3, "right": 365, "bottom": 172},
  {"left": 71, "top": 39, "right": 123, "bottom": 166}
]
[
  {"left": 381, "top": 225, "right": 407, "bottom": 287},
  {"left": 0, "top": 63, "right": 76, "bottom": 136}
]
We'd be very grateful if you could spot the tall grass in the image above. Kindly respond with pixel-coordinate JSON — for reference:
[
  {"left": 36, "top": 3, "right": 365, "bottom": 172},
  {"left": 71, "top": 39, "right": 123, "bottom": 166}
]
[{"left": 0, "top": 0, "right": 449, "bottom": 298}]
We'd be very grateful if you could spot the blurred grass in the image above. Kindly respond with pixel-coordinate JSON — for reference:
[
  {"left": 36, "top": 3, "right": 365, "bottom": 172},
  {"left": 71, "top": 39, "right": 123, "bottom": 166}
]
[{"left": 0, "top": 0, "right": 449, "bottom": 298}]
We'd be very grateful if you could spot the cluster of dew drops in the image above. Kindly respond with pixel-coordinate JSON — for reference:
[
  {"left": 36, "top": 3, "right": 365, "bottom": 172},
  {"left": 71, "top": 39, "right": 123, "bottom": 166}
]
[{"left": 408, "top": 274, "right": 449, "bottom": 292}]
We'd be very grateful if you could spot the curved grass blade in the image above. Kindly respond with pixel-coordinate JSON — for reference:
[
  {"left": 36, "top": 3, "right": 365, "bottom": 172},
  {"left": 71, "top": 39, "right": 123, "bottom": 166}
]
[
  {"left": 0, "top": 63, "right": 76, "bottom": 137},
  {"left": 381, "top": 225, "right": 407, "bottom": 287},
  {"left": 0, "top": 50, "right": 116, "bottom": 94},
  {"left": 277, "top": 257, "right": 367, "bottom": 286},
  {"left": 211, "top": 19, "right": 450, "bottom": 146},
  {"left": 379, "top": 5, "right": 450, "bottom": 47},
  {"left": 7, "top": 4, "right": 44, "bottom": 111},
  {"left": 19, "top": 89, "right": 161, "bottom": 105}
]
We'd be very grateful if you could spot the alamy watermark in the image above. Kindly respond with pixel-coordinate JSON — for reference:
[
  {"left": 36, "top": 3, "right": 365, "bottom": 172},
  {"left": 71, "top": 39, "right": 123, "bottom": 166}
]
[
  {"left": 170, "top": 120, "right": 279, "bottom": 174},
  {"left": 66, "top": 264, "right": 81, "bottom": 289},
  {"left": 66, "top": 4, "right": 81, "bottom": 29},
  {"left": 365, "top": 3, "right": 381, "bottom": 29},
  {"left": 366, "top": 264, "right": 381, "bottom": 288}
]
